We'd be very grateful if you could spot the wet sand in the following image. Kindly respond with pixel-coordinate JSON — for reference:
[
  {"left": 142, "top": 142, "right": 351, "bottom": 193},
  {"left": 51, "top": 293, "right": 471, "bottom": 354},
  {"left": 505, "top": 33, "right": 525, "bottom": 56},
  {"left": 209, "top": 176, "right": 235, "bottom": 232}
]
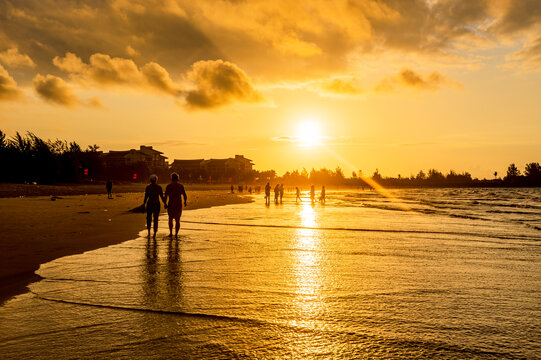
[{"left": 0, "top": 189, "right": 252, "bottom": 304}]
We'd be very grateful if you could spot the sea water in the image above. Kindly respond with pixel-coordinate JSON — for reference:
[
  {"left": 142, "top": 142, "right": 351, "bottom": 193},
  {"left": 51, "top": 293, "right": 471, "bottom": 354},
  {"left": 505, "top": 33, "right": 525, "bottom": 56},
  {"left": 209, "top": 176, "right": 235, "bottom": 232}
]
[{"left": 1, "top": 188, "right": 540, "bottom": 359}]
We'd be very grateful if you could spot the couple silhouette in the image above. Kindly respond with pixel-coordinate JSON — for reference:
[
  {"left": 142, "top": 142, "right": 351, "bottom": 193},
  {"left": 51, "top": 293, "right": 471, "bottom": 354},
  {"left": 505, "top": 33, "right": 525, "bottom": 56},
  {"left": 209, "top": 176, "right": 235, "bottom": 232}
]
[{"left": 143, "top": 173, "right": 187, "bottom": 238}]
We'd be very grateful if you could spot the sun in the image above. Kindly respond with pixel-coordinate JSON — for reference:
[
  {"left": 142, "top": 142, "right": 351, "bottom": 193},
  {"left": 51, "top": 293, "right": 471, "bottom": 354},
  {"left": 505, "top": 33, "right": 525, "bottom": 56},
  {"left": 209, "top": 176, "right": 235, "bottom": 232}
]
[{"left": 296, "top": 121, "right": 322, "bottom": 147}]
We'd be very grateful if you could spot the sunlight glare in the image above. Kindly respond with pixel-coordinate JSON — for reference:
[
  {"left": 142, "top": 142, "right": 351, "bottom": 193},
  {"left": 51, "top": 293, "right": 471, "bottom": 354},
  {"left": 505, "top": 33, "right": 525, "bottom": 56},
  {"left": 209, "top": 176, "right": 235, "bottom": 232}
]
[{"left": 296, "top": 120, "right": 322, "bottom": 147}]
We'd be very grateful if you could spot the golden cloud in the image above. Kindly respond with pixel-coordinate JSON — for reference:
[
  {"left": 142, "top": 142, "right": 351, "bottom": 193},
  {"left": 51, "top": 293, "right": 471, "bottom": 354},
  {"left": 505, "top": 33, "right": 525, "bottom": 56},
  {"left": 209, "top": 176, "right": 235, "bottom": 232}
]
[
  {"left": 53, "top": 53, "right": 179, "bottom": 95},
  {"left": 316, "top": 78, "right": 363, "bottom": 96},
  {"left": 184, "top": 59, "right": 264, "bottom": 109},
  {"left": 507, "top": 36, "right": 541, "bottom": 71},
  {"left": 53, "top": 53, "right": 262, "bottom": 108},
  {"left": 376, "top": 68, "right": 462, "bottom": 92},
  {"left": 2, "top": 0, "right": 541, "bottom": 82},
  {"left": 0, "top": 48, "right": 36, "bottom": 68},
  {"left": 33, "top": 74, "right": 80, "bottom": 107},
  {"left": 0, "top": 65, "right": 23, "bottom": 101}
]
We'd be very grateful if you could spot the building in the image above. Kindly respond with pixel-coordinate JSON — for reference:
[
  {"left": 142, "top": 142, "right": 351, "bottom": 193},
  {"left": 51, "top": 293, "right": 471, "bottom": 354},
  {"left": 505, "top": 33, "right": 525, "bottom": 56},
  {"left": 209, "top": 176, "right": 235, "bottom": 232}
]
[
  {"left": 102, "top": 146, "right": 168, "bottom": 168},
  {"left": 170, "top": 159, "right": 204, "bottom": 180},
  {"left": 171, "top": 155, "right": 254, "bottom": 182},
  {"left": 101, "top": 145, "right": 168, "bottom": 180}
]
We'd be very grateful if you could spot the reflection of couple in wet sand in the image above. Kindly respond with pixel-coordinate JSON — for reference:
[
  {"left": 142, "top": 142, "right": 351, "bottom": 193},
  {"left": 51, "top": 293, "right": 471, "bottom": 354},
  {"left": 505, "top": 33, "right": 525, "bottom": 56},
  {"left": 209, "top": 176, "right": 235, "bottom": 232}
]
[{"left": 143, "top": 173, "right": 187, "bottom": 239}]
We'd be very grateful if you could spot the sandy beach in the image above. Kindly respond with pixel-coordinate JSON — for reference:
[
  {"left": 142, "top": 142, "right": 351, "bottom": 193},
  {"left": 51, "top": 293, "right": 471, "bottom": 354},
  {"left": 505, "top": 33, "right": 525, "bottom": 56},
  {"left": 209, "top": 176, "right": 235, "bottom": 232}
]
[{"left": 0, "top": 187, "right": 252, "bottom": 304}]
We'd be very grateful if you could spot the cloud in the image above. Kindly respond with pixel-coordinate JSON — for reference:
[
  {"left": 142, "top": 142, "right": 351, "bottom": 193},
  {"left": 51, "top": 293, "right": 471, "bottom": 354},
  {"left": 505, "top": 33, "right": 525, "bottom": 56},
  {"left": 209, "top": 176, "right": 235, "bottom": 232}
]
[
  {"left": 376, "top": 68, "right": 462, "bottom": 92},
  {"left": 489, "top": 0, "right": 541, "bottom": 36},
  {"left": 33, "top": 74, "right": 80, "bottom": 107},
  {"left": 507, "top": 36, "right": 541, "bottom": 71},
  {"left": 312, "top": 78, "right": 363, "bottom": 96},
  {"left": 184, "top": 59, "right": 263, "bottom": 109},
  {"left": 0, "top": 48, "right": 36, "bottom": 68},
  {"left": 141, "top": 62, "right": 180, "bottom": 95},
  {"left": 0, "top": 64, "right": 23, "bottom": 101},
  {"left": 149, "top": 139, "right": 206, "bottom": 147},
  {"left": 86, "top": 97, "right": 104, "bottom": 108},
  {"left": 53, "top": 53, "right": 262, "bottom": 108},
  {"left": 2, "top": 0, "right": 541, "bottom": 83},
  {"left": 54, "top": 52, "right": 180, "bottom": 95}
]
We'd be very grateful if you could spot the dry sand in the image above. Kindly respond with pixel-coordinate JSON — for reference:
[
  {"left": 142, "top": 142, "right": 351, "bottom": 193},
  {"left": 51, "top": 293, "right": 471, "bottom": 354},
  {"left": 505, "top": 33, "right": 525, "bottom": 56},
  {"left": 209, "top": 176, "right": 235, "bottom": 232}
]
[{"left": 0, "top": 189, "right": 252, "bottom": 304}]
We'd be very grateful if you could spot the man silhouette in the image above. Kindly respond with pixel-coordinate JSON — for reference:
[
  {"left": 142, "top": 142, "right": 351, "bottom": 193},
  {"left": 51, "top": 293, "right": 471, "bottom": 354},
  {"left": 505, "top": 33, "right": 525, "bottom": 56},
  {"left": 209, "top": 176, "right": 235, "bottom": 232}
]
[
  {"left": 164, "top": 172, "right": 187, "bottom": 239},
  {"left": 106, "top": 179, "right": 113, "bottom": 199},
  {"left": 143, "top": 174, "right": 166, "bottom": 238},
  {"left": 265, "top": 182, "right": 271, "bottom": 205}
]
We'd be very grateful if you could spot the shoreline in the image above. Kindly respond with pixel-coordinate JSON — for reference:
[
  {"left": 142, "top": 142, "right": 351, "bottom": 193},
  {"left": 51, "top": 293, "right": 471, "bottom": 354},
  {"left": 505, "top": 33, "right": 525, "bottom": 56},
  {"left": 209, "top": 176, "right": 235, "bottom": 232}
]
[{"left": 0, "top": 190, "right": 253, "bottom": 305}]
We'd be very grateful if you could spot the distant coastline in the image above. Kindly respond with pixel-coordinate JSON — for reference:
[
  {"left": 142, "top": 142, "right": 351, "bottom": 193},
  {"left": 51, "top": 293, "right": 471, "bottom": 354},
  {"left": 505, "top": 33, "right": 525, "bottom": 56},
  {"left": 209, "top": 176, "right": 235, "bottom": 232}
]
[{"left": 2, "top": 130, "right": 540, "bottom": 189}]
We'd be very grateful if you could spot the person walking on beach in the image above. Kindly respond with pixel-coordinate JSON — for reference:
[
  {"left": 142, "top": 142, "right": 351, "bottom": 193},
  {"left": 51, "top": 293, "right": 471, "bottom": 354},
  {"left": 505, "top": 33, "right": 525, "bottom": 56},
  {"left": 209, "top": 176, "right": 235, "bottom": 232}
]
[
  {"left": 320, "top": 185, "right": 326, "bottom": 204},
  {"left": 279, "top": 184, "right": 284, "bottom": 203},
  {"left": 265, "top": 182, "right": 271, "bottom": 205},
  {"left": 164, "top": 172, "right": 187, "bottom": 239},
  {"left": 310, "top": 185, "right": 315, "bottom": 204},
  {"left": 106, "top": 179, "right": 113, "bottom": 199},
  {"left": 143, "top": 174, "right": 166, "bottom": 238},
  {"left": 296, "top": 187, "right": 301, "bottom": 203},
  {"left": 274, "top": 184, "right": 280, "bottom": 204}
]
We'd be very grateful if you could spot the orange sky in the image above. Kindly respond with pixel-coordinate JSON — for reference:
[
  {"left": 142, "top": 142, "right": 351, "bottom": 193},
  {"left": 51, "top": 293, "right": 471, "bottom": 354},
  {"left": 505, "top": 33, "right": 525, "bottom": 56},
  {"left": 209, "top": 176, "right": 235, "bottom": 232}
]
[{"left": 1, "top": 0, "right": 540, "bottom": 178}]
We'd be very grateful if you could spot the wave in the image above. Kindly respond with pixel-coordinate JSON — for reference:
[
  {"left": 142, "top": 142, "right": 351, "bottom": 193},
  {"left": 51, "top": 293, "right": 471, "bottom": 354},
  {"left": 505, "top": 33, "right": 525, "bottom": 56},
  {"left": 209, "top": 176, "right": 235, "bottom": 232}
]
[
  {"left": 30, "top": 292, "right": 522, "bottom": 359},
  {"left": 181, "top": 220, "right": 540, "bottom": 242}
]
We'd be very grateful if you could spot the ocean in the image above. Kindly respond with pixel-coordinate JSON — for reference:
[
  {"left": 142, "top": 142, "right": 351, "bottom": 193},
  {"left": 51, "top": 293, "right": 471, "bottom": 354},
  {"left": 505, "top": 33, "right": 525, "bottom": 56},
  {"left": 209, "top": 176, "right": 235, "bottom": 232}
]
[{"left": 1, "top": 188, "right": 540, "bottom": 359}]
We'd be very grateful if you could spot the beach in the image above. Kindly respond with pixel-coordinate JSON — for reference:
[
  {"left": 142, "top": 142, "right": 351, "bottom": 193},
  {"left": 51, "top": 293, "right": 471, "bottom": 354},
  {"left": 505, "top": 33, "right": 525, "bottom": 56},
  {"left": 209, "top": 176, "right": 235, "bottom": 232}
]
[{"left": 0, "top": 186, "right": 252, "bottom": 304}]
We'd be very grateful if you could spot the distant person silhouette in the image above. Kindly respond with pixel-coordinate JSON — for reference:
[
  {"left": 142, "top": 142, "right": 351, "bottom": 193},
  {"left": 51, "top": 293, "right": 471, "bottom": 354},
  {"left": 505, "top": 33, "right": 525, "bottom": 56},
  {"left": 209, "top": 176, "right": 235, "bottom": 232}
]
[
  {"left": 143, "top": 174, "right": 165, "bottom": 238},
  {"left": 296, "top": 187, "right": 301, "bottom": 203},
  {"left": 106, "top": 179, "right": 113, "bottom": 199},
  {"left": 320, "top": 185, "right": 326, "bottom": 204},
  {"left": 265, "top": 182, "right": 271, "bottom": 205},
  {"left": 279, "top": 184, "right": 284, "bottom": 203},
  {"left": 230, "top": 184, "right": 234, "bottom": 194},
  {"left": 249, "top": 186, "right": 252, "bottom": 194},
  {"left": 310, "top": 185, "right": 315, "bottom": 204},
  {"left": 164, "top": 172, "right": 187, "bottom": 239},
  {"left": 274, "top": 184, "right": 280, "bottom": 204}
]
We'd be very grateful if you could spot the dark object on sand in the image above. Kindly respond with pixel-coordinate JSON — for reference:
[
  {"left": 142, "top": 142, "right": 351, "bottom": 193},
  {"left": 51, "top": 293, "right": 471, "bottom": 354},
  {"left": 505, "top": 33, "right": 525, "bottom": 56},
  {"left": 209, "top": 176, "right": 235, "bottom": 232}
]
[{"left": 129, "top": 204, "right": 146, "bottom": 213}]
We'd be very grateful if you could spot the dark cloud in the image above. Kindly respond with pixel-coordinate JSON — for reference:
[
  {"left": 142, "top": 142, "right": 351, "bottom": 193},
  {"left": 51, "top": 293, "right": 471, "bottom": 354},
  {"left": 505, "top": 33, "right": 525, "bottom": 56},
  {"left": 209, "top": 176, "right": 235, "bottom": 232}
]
[
  {"left": 33, "top": 73, "right": 80, "bottom": 106},
  {"left": 184, "top": 60, "right": 263, "bottom": 109},
  {"left": 0, "top": 64, "right": 23, "bottom": 101}
]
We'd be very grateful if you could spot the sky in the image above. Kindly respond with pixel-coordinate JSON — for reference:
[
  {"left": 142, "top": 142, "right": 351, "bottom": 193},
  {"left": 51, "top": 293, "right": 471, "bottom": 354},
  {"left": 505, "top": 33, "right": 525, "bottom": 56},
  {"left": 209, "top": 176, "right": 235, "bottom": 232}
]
[{"left": 0, "top": 0, "right": 540, "bottom": 179}]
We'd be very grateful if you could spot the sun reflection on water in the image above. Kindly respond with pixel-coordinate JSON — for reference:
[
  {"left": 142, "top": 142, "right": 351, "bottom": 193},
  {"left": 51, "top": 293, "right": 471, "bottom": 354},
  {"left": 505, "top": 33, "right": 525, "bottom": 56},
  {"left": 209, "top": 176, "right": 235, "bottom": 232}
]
[{"left": 289, "top": 203, "right": 327, "bottom": 330}]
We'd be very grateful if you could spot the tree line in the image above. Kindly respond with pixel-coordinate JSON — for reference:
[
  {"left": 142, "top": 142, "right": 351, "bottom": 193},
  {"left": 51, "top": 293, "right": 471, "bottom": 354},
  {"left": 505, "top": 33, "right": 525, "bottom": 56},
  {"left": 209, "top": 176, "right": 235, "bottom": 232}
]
[
  {"left": 253, "top": 164, "right": 540, "bottom": 188},
  {"left": 0, "top": 131, "right": 103, "bottom": 184},
  {"left": 1, "top": 130, "right": 540, "bottom": 187}
]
